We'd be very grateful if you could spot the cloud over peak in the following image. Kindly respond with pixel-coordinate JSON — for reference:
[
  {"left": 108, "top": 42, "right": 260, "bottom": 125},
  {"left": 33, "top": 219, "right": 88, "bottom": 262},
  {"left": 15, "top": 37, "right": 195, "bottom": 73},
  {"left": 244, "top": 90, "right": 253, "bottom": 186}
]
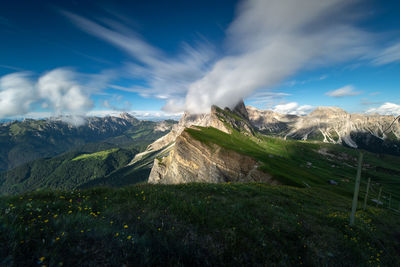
[
  {"left": 325, "top": 85, "right": 361, "bottom": 97},
  {"left": 63, "top": 0, "right": 376, "bottom": 114},
  {"left": 184, "top": 0, "right": 372, "bottom": 113}
]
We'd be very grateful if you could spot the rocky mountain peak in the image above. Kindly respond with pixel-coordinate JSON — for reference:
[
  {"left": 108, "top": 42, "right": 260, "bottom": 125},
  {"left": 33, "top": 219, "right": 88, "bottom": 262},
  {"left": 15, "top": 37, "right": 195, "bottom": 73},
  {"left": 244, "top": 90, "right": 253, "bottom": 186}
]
[
  {"left": 308, "top": 107, "right": 348, "bottom": 118},
  {"left": 132, "top": 102, "right": 255, "bottom": 163},
  {"left": 232, "top": 100, "right": 249, "bottom": 120},
  {"left": 118, "top": 112, "right": 138, "bottom": 122}
]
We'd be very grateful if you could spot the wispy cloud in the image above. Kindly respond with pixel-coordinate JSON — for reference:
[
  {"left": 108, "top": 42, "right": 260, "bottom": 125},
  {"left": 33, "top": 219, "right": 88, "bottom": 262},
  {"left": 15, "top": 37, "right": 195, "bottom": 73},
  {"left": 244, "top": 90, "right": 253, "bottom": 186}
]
[
  {"left": 184, "top": 0, "right": 373, "bottom": 113},
  {"left": 272, "top": 102, "right": 314, "bottom": 115},
  {"left": 63, "top": 0, "right": 373, "bottom": 114},
  {"left": 369, "top": 91, "right": 381, "bottom": 96},
  {"left": 325, "top": 85, "right": 361, "bottom": 97},
  {"left": 60, "top": 0, "right": 400, "bottom": 115},
  {"left": 366, "top": 102, "right": 400, "bottom": 115},
  {"left": 62, "top": 10, "right": 215, "bottom": 103},
  {"left": 0, "top": 64, "right": 25, "bottom": 72},
  {"left": 371, "top": 41, "right": 400, "bottom": 65},
  {"left": 285, "top": 75, "right": 328, "bottom": 87},
  {"left": 247, "top": 91, "right": 291, "bottom": 106}
]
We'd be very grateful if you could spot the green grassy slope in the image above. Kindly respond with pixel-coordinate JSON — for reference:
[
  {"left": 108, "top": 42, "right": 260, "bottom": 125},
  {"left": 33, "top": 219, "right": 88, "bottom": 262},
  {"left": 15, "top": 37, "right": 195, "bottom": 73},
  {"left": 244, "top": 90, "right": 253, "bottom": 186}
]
[
  {"left": 0, "top": 184, "right": 399, "bottom": 266},
  {"left": 186, "top": 126, "right": 400, "bottom": 202},
  {"left": 0, "top": 118, "right": 175, "bottom": 171},
  {"left": 0, "top": 147, "right": 135, "bottom": 195},
  {"left": 0, "top": 120, "right": 175, "bottom": 194}
]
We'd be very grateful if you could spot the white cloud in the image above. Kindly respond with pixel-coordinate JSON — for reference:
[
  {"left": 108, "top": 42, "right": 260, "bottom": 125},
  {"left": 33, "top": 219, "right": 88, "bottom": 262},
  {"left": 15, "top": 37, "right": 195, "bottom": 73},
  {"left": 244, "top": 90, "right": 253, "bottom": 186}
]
[
  {"left": 0, "top": 72, "right": 36, "bottom": 118},
  {"left": 0, "top": 68, "right": 113, "bottom": 124},
  {"left": 38, "top": 69, "right": 93, "bottom": 116},
  {"left": 372, "top": 42, "right": 400, "bottom": 65},
  {"left": 272, "top": 102, "right": 314, "bottom": 115},
  {"left": 325, "top": 85, "right": 361, "bottom": 97},
  {"left": 286, "top": 75, "right": 328, "bottom": 87},
  {"left": 366, "top": 102, "right": 400, "bottom": 115},
  {"left": 184, "top": 0, "right": 372, "bottom": 113},
  {"left": 247, "top": 91, "right": 290, "bottom": 106},
  {"left": 64, "top": 1, "right": 372, "bottom": 114}
]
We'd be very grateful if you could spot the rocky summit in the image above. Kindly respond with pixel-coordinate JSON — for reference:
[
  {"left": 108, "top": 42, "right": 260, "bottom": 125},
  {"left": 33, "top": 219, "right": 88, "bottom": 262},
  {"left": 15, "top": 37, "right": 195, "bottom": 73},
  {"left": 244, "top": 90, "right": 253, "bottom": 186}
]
[{"left": 147, "top": 100, "right": 269, "bottom": 184}]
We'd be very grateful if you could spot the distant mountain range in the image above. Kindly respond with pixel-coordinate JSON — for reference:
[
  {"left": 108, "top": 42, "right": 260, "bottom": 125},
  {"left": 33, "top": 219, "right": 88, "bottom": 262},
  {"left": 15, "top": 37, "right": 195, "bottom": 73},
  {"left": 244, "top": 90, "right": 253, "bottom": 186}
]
[
  {"left": 0, "top": 113, "right": 175, "bottom": 171},
  {"left": 0, "top": 114, "right": 176, "bottom": 194},
  {"left": 247, "top": 106, "right": 400, "bottom": 155}
]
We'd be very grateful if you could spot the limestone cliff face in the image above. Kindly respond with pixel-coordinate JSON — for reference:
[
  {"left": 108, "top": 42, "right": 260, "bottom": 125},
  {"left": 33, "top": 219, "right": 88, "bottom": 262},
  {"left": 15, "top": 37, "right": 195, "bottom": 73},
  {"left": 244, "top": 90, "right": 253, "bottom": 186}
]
[
  {"left": 148, "top": 130, "right": 275, "bottom": 184},
  {"left": 130, "top": 100, "right": 254, "bottom": 165}
]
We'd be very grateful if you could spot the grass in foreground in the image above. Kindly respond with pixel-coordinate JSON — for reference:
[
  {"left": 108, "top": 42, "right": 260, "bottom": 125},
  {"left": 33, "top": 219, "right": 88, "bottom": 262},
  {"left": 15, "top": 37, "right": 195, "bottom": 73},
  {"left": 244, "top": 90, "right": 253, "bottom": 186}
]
[{"left": 1, "top": 183, "right": 399, "bottom": 266}]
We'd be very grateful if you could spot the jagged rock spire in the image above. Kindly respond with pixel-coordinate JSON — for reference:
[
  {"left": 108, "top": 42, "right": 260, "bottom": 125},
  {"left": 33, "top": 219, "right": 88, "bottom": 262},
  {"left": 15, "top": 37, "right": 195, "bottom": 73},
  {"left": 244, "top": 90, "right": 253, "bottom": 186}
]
[{"left": 232, "top": 100, "right": 249, "bottom": 120}]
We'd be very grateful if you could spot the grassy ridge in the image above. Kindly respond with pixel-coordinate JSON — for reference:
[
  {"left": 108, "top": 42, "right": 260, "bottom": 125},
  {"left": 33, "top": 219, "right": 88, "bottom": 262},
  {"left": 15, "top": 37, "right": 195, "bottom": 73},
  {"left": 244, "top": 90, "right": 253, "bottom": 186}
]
[
  {"left": 0, "top": 148, "right": 135, "bottom": 194},
  {"left": 186, "top": 126, "right": 400, "bottom": 201},
  {"left": 72, "top": 148, "right": 119, "bottom": 161},
  {"left": 0, "top": 183, "right": 399, "bottom": 266}
]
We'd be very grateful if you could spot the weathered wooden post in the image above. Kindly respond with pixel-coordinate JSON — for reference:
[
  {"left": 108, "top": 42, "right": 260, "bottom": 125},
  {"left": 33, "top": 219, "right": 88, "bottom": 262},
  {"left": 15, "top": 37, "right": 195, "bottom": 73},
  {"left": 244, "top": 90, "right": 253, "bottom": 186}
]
[
  {"left": 363, "top": 177, "right": 371, "bottom": 210},
  {"left": 350, "top": 152, "right": 363, "bottom": 226},
  {"left": 376, "top": 187, "right": 382, "bottom": 207}
]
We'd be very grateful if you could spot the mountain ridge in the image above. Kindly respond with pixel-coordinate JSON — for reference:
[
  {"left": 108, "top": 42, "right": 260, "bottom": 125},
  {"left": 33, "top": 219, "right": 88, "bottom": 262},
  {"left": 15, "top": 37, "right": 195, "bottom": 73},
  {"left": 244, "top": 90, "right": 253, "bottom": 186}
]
[
  {"left": 0, "top": 114, "right": 176, "bottom": 171},
  {"left": 145, "top": 102, "right": 400, "bottom": 185},
  {"left": 247, "top": 105, "right": 400, "bottom": 153}
]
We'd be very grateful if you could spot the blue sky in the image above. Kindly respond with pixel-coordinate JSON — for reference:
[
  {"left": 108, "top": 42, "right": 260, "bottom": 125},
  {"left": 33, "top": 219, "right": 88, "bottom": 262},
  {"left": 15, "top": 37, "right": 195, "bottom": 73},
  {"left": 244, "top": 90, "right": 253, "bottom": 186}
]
[{"left": 0, "top": 0, "right": 400, "bottom": 120}]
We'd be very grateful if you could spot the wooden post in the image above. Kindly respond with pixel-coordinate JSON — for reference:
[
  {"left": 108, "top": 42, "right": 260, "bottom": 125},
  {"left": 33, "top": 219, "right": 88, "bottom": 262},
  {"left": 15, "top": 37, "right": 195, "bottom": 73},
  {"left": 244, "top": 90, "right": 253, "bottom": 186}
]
[
  {"left": 363, "top": 177, "right": 371, "bottom": 210},
  {"left": 350, "top": 152, "right": 363, "bottom": 226},
  {"left": 376, "top": 187, "right": 382, "bottom": 207}
]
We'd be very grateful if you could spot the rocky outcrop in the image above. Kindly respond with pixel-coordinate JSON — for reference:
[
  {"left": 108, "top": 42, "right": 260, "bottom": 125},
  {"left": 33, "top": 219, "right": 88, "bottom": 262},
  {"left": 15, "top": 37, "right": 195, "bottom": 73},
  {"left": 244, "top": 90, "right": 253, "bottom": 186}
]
[
  {"left": 148, "top": 130, "right": 275, "bottom": 184},
  {"left": 130, "top": 100, "right": 255, "bottom": 165},
  {"left": 144, "top": 100, "right": 273, "bottom": 184}
]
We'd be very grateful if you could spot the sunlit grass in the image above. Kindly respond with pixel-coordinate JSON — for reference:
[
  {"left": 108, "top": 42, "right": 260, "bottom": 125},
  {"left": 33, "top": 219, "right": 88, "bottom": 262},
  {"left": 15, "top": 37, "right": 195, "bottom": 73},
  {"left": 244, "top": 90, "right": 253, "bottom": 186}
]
[{"left": 72, "top": 148, "right": 119, "bottom": 161}]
